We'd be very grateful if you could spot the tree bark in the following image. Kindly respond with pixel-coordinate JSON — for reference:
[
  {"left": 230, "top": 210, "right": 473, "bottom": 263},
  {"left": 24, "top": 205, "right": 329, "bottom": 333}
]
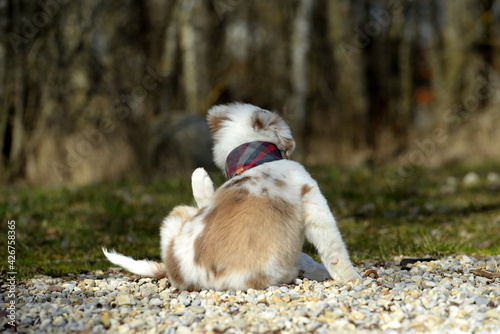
[{"left": 288, "top": 0, "right": 315, "bottom": 160}]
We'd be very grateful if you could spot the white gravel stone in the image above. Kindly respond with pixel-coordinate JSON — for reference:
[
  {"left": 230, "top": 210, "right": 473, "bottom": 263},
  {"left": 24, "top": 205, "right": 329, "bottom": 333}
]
[{"left": 8, "top": 255, "right": 500, "bottom": 333}]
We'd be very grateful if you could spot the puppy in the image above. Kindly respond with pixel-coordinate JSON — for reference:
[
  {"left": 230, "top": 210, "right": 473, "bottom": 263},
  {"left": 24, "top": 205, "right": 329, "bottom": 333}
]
[{"left": 103, "top": 103, "right": 360, "bottom": 290}]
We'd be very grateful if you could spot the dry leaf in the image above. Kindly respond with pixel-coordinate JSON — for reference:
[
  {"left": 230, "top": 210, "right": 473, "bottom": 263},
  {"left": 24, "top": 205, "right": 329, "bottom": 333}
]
[
  {"left": 470, "top": 270, "right": 500, "bottom": 279},
  {"left": 362, "top": 269, "right": 379, "bottom": 279}
]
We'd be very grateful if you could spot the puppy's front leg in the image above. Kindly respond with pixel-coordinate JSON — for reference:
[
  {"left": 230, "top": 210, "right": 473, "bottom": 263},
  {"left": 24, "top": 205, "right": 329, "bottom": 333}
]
[
  {"left": 191, "top": 167, "right": 215, "bottom": 208},
  {"left": 302, "top": 183, "right": 361, "bottom": 282}
]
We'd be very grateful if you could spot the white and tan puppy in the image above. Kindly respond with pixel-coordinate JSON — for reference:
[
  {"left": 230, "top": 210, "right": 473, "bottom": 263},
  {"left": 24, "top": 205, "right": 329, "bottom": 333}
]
[{"left": 103, "top": 103, "right": 360, "bottom": 290}]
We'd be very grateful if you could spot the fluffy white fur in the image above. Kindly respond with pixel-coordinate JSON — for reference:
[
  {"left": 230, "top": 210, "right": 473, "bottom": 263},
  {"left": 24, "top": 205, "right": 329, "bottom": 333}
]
[{"left": 103, "top": 103, "right": 360, "bottom": 290}]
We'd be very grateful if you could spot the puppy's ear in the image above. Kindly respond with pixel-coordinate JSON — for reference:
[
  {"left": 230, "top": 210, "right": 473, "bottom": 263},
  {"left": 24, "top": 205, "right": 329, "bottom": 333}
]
[
  {"left": 207, "top": 105, "right": 231, "bottom": 134},
  {"left": 278, "top": 134, "right": 295, "bottom": 159},
  {"left": 251, "top": 109, "right": 296, "bottom": 159}
]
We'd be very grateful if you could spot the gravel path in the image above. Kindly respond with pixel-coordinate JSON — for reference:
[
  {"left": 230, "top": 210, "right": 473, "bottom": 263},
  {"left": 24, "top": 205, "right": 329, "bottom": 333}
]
[{"left": 3, "top": 255, "right": 499, "bottom": 333}]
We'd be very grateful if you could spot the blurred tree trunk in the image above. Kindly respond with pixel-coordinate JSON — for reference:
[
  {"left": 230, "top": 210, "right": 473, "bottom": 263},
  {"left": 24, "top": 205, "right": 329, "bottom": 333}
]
[
  {"left": 429, "top": 0, "right": 475, "bottom": 128},
  {"left": 1, "top": 0, "right": 34, "bottom": 181},
  {"left": 326, "top": 0, "right": 369, "bottom": 164},
  {"left": 179, "top": 0, "right": 210, "bottom": 114},
  {"left": 494, "top": 0, "right": 500, "bottom": 71},
  {"left": 477, "top": 0, "right": 494, "bottom": 109},
  {"left": 288, "top": 0, "right": 314, "bottom": 160},
  {"left": 395, "top": 1, "right": 415, "bottom": 150}
]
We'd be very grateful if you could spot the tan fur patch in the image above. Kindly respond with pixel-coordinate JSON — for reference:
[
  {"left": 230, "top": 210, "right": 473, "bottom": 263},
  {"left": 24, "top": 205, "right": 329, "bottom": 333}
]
[
  {"left": 301, "top": 184, "right": 313, "bottom": 197},
  {"left": 163, "top": 205, "right": 198, "bottom": 287},
  {"left": 185, "top": 284, "right": 201, "bottom": 291},
  {"left": 166, "top": 239, "right": 184, "bottom": 287},
  {"left": 207, "top": 115, "right": 230, "bottom": 134},
  {"left": 193, "top": 188, "right": 303, "bottom": 287},
  {"left": 225, "top": 176, "right": 253, "bottom": 188},
  {"left": 282, "top": 137, "right": 295, "bottom": 159},
  {"left": 246, "top": 272, "right": 269, "bottom": 289},
  {"left": 152, "top": 263, "right": 168, "bottom": 279},
  {"left": 251, "top": 111, "right": 266, "bottom": 130},
  {"left": 274, "top": 178, "right": 286, "bottom": 188},
  {"left": 171, "top": 205, "right": 196, "bottom": 221}
]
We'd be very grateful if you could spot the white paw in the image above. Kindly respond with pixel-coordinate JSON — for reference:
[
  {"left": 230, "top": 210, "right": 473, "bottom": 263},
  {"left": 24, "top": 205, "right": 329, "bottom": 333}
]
[
  {"left": 191, "top": 168, "right": 214, "bottom": 207},
  {"left": 331, "top": 264, "right": 362, "bottom": 283},
  {"left": 345, "top": 270, "right": 363, "bottom": 283}
]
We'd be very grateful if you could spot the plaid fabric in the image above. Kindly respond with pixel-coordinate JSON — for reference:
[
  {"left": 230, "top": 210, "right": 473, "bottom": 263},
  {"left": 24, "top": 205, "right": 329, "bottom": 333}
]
[{"left": 225, "top": 141, "right": 283, "bottom": 179}]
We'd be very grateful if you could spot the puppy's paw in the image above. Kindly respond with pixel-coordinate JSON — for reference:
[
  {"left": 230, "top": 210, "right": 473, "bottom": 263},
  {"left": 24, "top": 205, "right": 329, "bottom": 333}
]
[
  {"left": 349, "top": 277, "right": 363, "bottom": 285},
  {"left": 341, "top": 269, "right": 362, "bottom": 283},
  {"left": 191, "top": 167, "right": 214, "bottom": 207},
  {"left": 328, "top": 260, "right": 362, "bottom": 283}
]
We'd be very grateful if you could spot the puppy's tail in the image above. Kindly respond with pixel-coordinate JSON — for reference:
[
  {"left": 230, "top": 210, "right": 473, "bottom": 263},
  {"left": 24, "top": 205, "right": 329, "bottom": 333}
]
[{"left": 102, "top": 248, "right": 167, "bottom": 278}]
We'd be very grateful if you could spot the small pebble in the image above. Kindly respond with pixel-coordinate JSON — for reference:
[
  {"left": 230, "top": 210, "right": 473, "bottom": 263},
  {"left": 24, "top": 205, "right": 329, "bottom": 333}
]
[
  {"left": 189, "top": 306, "right": 206, "bottom": 314},
  {"left": 115, "top": 292, "right": 132, "bottom": 305},
  {"left": 149, "top": 298, "right": 163, "bottom": 306}
]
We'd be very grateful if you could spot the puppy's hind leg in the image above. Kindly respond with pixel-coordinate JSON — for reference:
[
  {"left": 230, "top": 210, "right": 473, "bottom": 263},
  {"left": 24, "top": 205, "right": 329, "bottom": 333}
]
[
  {"left": 191, "top": 167, "right": 215, "bottom": 208},
  {"left": 160, "top": 205, "right": 198, "bottom": 263},
  {"left": 296, "top": 252, "right": 331, "bottom": 282},
  {"left": 158, "top": 205, "right": 200, "bottom": 289}
]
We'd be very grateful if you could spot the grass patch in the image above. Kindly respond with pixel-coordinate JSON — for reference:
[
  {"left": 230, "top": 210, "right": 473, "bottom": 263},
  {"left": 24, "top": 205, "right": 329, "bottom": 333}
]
[{"left": 1, "top": 163, "right": 499, "bottom": 280}]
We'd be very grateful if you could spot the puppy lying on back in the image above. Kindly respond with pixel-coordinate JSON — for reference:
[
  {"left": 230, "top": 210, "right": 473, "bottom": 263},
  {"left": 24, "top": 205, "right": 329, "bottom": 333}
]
[{"left": 103, "top": 103, "right": 360, "bottom": 290}]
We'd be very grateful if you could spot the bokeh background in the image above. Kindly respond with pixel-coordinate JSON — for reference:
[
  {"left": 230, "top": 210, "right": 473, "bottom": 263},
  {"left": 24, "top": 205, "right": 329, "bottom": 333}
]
[{"left": 1, "top": 0, "right": 500, "bottom": 185}]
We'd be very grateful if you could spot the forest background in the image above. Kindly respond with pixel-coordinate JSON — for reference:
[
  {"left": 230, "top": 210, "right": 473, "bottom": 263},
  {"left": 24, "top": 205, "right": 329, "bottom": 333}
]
[{"left": 1, "top": 0, "right": 499, "bottom": 185}]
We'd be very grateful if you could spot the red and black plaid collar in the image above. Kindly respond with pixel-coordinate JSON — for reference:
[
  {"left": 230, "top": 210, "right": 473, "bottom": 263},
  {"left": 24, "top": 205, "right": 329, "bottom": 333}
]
[{"left": 225, "top": 141, "right": 283, "bottom": 179}]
